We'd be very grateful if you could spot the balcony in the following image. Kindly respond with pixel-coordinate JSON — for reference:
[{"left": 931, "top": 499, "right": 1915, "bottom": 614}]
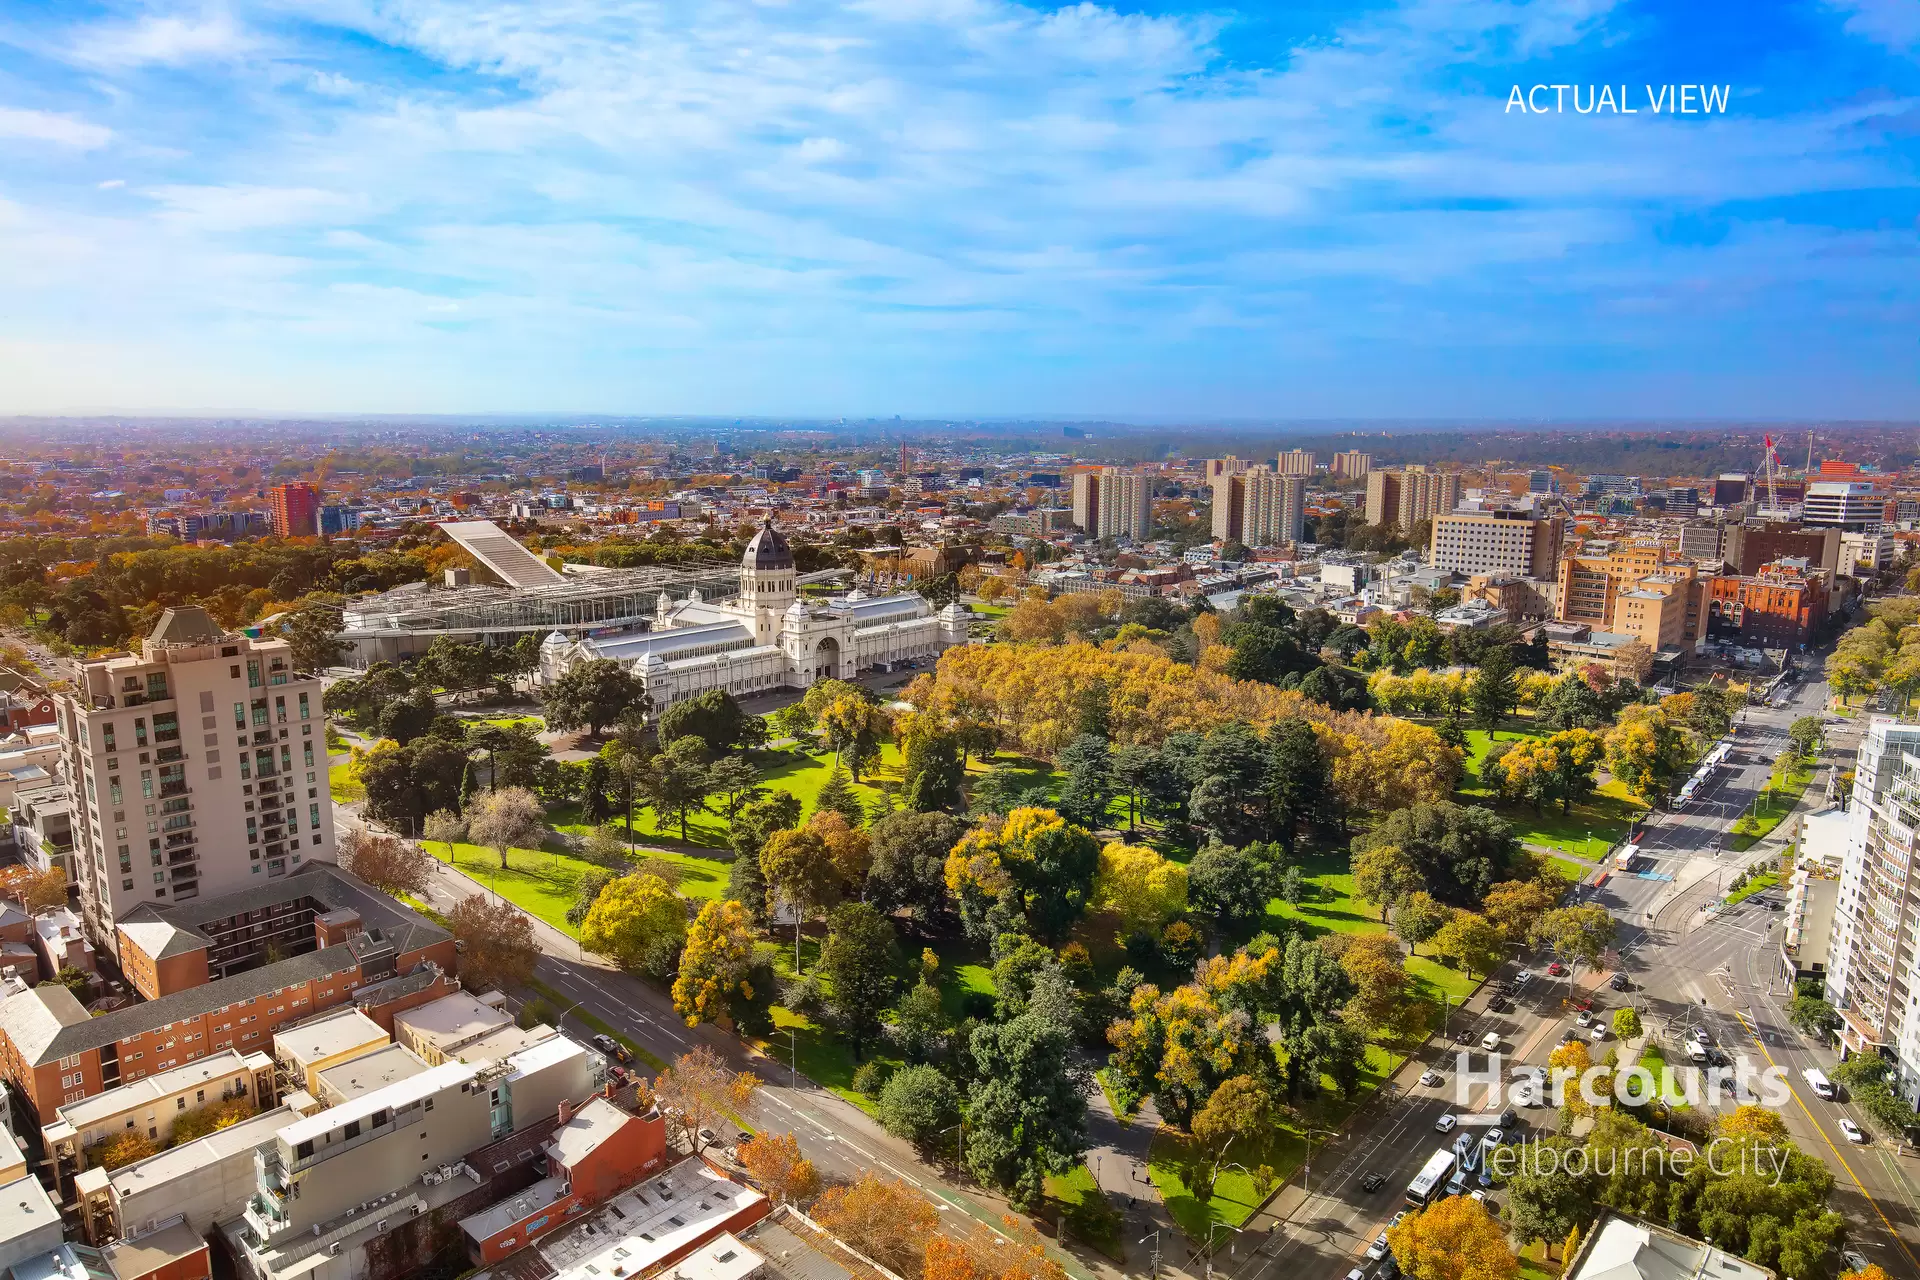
[
  {"left": 167, "top": 848, "right": 198, "bottom": 866},
  {"left": 159, "top": 782, "right": 190, "bottom": 798}
]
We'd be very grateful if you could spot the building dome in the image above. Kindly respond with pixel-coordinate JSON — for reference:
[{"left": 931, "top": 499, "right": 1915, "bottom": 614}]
[{"left": 744, "top": 518, "right": 794, "bottom": 572}]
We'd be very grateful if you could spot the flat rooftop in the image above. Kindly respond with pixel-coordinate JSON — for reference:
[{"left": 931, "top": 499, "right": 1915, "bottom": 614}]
[
  {"left": 52, "top": 1049, "right": 264, "bottom": 1134},
  {"left": 540, "top": 1161, "right": 765, "bottom": 1280},
  {"left": 110, "top": 1106, "right": 297, "bottom": 1196},
  {"left": 274, "top": 1009, "right": 387, "bottom": 1068},
  {"left": 277, "top": 1060, "right": 476, "bottom": 1152},
  {"left": 314, "top": 1044, "right": 427, "bottom": 1104}
]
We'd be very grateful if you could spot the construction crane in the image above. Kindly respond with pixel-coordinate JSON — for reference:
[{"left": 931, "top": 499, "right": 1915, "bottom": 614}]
[{"left": 1760, "top": 434, "right": 1783, "bottom": 510}]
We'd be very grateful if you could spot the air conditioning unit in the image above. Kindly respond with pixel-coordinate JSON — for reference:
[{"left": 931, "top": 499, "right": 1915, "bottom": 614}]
[
  {"left": 376, "top": 1220, "right": 387, "bottom": 1232},
  {"left": 328, "top": 1245, "right": 342, "bottom": 1257}
]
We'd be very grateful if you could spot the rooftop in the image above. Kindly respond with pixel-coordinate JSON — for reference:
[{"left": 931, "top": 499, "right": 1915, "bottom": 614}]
[
  {"left": 517, "top": 1160, "right": 766, "bottom": 1280},
  {"left": 273, "top": 1007, "right": 387, "bottom": 1067},
  {"left": 314, "top": 1043, "right": 427, "bottom": 1103},
  {"left": 277, "top": 1060, "right": 477, "bottom": 1152},
  {"left": 52, "top": 1049, "right": 264, "bottom": 1133},
  {"left": 0, "top": 1162, "right": 59, "bottom": 1245},
  {"left": 108, "top": 1106, "right": 296, "bottom": 1197},
  {"left": 1568, "top": 1214, "right": 1769, "bottom": 1280},
  {"left": 546, "top": 1097, "right": 633, "bottom": 1169},
  {"left": 101, "top": 1219, "right": 208, "bottom": 1280},
  {"left": 395, "top": 990, "right": 512, "bottom": 1049}
]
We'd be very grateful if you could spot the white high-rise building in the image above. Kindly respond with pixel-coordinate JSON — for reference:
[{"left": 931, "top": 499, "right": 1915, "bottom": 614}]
[
  {"left": 1242, "top": 469, "right": 1306, "bottom": 546},
  {"left": 58, "top": 607, "right": 334, "bottom": 951},
  {"left": 1072, "top": 468, "right": 1152, "bottom": 541},
  {"left": 1829, "top": 717, "right": 1920, "bottom": 1100},
  {"left": 1276, "top": 450, "right": 1315, "bottom": 477},
  {"left": 1804, "top": 481, "right": 1882, "bottom": 532}
]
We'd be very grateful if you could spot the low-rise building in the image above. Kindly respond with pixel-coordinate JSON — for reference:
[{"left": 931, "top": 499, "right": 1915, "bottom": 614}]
[
  {"left": 1705, "top": 558, "right": 1830, "bottom": 648},
  {"left": 11, "top": 785, "right": 73, "bottom": 878},
  {"left": 1561, "top": 1213, "right": 1769, "bottom": 1280},
  {"left": 273, "top": 1008, "right": 390, "bottom": 1097},
  {"left": 394, "top": 991, "right": 516, "bottom": 1065},
  {"left": 75, "top": 1105, "right": 299, "bottom": 1244},
  {"left": 33, "top": 906, "right": 95, "bottom": 979}
]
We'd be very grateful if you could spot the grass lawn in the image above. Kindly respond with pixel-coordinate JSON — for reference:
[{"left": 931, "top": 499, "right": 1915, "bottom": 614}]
[
  {"left": 1517, "top": 1240, "right": 1561, "bottom": 1280},
  {"left": 969, "top": 604, "right": 1011, "bottom": 618},
  {"left": 328, "top": 760, "right": 364, "bottom": 803},
  {"left": 1729, "top": 764, "right": 1814, "bottom": 851},
  {"left": 425, "top": 838, "right": 730, "bottom": 938},
  {"left": 1146, "top": 1043, "right": 1404, "bottom": 1236},
  {"left": 1458, "top": 729, "right": 1646, "bottom": 856},
  {"left": 1266, "top": 853, "right": 1478, "bottom": 1006},
  {"left": 479, "top": 714, "right": 545, "bottom": 731},
  {"left": 1725, "top": 871, "right": 1780, "bottom": 906},
  {"left": 1045, "top": 1163, "right": 1124, "bottom": 1259}
]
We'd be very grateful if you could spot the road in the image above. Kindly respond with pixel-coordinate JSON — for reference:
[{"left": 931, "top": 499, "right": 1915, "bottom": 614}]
[{"left": 1228, "top": 669, "right": 1920, "bottom": 1280}]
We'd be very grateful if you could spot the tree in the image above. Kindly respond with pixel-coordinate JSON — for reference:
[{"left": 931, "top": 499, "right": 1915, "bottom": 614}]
[
  {"left": 814, "top": 762, "right": 866, "bottom": 827},
  {"left": 337, "top": 828, "right": 432, "bottom": 897},
  {"left": 581, "top": 873, "right": 687, "bottom": 978},
  {"left": 893, "top": 978, "right": 946, "bottom": 1061},
  {"left": 1110, "top": 743, "right": 1171, "bottom": 830},
  {"left": 965, "top": 1012, "right": 1089, "bottom": 1209},
  {"left": 1055, "top": 733, "right": 1113, "bottom": 828},
  {"left": 876, "top": 1063, "right": 962, "bottom": 1150},
  {"left": 1482, "top": 879, "right": 1559, "bottom": 945},
  {"left": 702, "top": 756, "right": 764, "bottom": 822},
  {"left": 737, "top": 1131, "right": 821, "bottom": 1205},
  {"left": 447, "top": 895, "right": 540, "bottom": 993},
  {"left": 359, "top": 737, "right": 468, "bottom": 832},
  {"left": 1354, "top": 801, "right": 1519, "bottom": 907},
  {"left": 1189, "top": 1074, "right": 1271, "bottom": 1197},
  {"left": 1390, "top": 891, "right": 1449, "bottom": 956},
  {"left": 422, "top": 809, "right": 467, "bottom": 862},
  {"left": 654, "top": 1045, "right": 759, "bottom": 1154},
  {"left": 1351, "top": 844, "right": 1420, "bottom": 921},
  {"left": 1469, "top": 645, "right": 1518, "bottom": 730},
  {"left": 278, "top": 599, "right": 347, "bottom": 672},
  {"left": 761, "top": 824, "right": 840, "bottom": 931},
  {"left": 1090, "top": 841, "right": 1188, "bottom": 935},
  {"left": 17, "top": 866, "right": 67, "bottom": 913},
  {"left": 378, "top": 691, "right": 438, "bottom": 744},
  {"left": 658, "top": 689, "right": 762, "bottom": 753},
  {"left": 1501, "top": 1135, "right": 1594, "bottom": 1257},
  {"left": 1537, "top": 906, "right": 1615, "bottom": 970},
  {"left": 1340, "top": 936, "right": 1423, "bottom": 1039},
  {"left": 1187, "top": 840, "right": 1282, "bottom": 936},
  {"left": 1386, "top": 1193, "right": 1519, "bottom": 1280},
  {"left": 901, "top": 724, "right": 965, "bottom": 813},
  {"left": 641, "top": 736, "right": 715, "bottom": 840},
  {"left": 673, "top": 900, "right": 760, "bottom": 1029},
  {"left": 1430, "top": 911, "right": 1504, "bottom": 978},
  {"left": 867, "top": 810, "right": 967, "bottom": 926},
  {"left": 1612, "top": 1007, "right": 1642, "bottom": 1039},
  {"left": 467, "top": 785, "right": 547, "bottom": 869},
  {"left": 567, "top": 867, "right": 619, "bottom": 928},
  {"left": 542, "top": 658, "right": 649, "bottom": 736},
  {"left": 1267, "top": 716, "right": 1338, "bottom": 849},
  {"left": 812, "top": 1174, "right": 940, "bottom": 1279},
  {"left": 1788, "top": 715, "right": 1823, "bottom": 760},
  {"left": 821, "top": 902, "right": 901, "bottom": 1059},
  {"left": 94, "top": 1130, "right": 158, "bottom": 1170},
  {"left": 1787, "top": 995, "right": 1840, "bottom": 1038},
  {"left": 944, "top": 807, "right": 1100, "bottom": 944}
]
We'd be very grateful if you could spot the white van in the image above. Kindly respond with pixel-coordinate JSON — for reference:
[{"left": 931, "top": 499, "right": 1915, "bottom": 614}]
[
  {"left": 1804, "top": 1068, "right": 1835, "bottom": 1100},
  {"left": 1686, "top": 1041, "right": 1708, "bottom": 1063}
]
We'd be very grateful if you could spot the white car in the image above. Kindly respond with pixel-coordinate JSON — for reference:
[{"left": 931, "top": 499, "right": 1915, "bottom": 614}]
[
  {"left": 1435, "top": 1114, "right": 1459, "bottom": 1133},
  {"left": 1419, "top": 1069, "right": 1444, "bottom": 1088},
  {"left": 1366, "top": 1234, "right": 1390, "bottom": 1261},
  {"left": 1692, "top": 1027, "right": 1711, "bottom": 1045},
  {"left": 1576, "top": 1010, "right": 1593, "bottom": 1027},
  {"left": 1839, "top": 1118, "right": 1868, "bottom": 1144},
  {"left": 1481, "top": 1031, "right": 1502, "bottom": 1052},
  {"left": 1515, "top": 969, "right": 1535, "bottom": 986},
  {"left": 1590, "top": 1025, "right": 1608, "bottom": 1042}
]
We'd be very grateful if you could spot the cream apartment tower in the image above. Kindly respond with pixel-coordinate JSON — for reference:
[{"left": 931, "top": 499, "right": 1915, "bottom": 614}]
[
  {"left": 1071, "top": 467, "right": 1153, "bottom": 542},
  {"left": 1213, "top": 467, "right": 1305, "bottom": 547},
  {"left": 58, "top": 607, "right": 335, "bottom": 952}
]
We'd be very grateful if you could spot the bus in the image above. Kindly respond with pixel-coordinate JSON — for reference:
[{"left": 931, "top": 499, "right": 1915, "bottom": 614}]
[{"left": 1408, "top": 1149, "right": 1457, "bottom": 1206}]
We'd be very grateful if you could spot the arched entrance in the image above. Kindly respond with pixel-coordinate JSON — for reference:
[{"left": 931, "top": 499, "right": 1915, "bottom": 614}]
[{"left": 813, "top": 636, "right": 840, "bottom": 683}]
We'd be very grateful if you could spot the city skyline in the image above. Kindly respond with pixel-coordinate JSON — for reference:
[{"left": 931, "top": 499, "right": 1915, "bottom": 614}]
[{"left": 2, "top": 0, "right": 1917, "bottom": 418}]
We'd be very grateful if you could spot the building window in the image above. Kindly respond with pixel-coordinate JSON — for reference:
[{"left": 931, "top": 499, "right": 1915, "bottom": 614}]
[{"left": 299, "top": 692, "right": 310, "bottom": 720}]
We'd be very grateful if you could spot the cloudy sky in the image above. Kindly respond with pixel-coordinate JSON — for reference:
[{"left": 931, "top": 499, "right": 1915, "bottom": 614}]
[{"left": 1, "top": 0, "right": 1917, "bottom": 418}]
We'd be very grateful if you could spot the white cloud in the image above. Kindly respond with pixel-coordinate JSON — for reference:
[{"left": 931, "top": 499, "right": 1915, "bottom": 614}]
[
  {"left": 0, "top": 106, "right": 110, "bottom": 148},
  {"left": 142, "top": 184, "right": 363, "bottom": 231},
  {"left": 70, "top": 8, "right": 255, "bottom": 68},
  {"left": 98, "top": 178, "right": 126, "bottom": 188},
  {"left": 1827, "top": 0, "right": 1920, "bottom": 53}
]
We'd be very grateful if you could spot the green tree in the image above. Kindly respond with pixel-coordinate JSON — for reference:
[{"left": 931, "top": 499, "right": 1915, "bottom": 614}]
[
  {"left": 1110, "top": 743, "right": 1172, "bottom": 830},
  {"left": 815, "top": 763, "right": 866, "bottom": 827},
  {"left": 892, "top": 978, "right": 946, "bottom": 1062},
  {"left": 581, "top": 873, "right": 687, "bottom": 978},
  {"left": 1354, "top": 801, "right": 1519, "bottom": 907},
  {"left": 820, "top": 902, "right": 902, "bottom": 1059},
  {"left": 277, "top": 599, "right": 347, "bottom": 672},
  {"left": 1350, "top": 843, "right": 1421, "bottom": 921},
  {"left": 875, "top": 1064, "right": 961, "bottom": 1150},
  {"left": 1537, "top": 905, "right": 1615, "bottom": 970},
  {"left": 1390, "top": 891, "right": 1449, "bottom": 956},
  {"left": 542, "top": 658, "right": 650, "bottom": 735},
  {"left": 965, "top": 1012, "right": 1090, "bottom": 1210},
  {"left": 1430, "top": 911, "right": 1505, "bottom": 978},
  {"left": 658, "top": 689, "right": 764, "bottom": 752},
  {"left": 1187, "top": 839, "right": 1283, "bottom": 936},
  {"left": 1501, "top": 1135, "right": 1594, "bottom": 1255},
  {"left": 1188, "top": 1074, "right": 1271, "bottom": 1200},
  {"left": 705, "top": 756, "right": 764, "bottom": 819},
  {"left": 1787, "top": 995, "right": 1840, "bottom": 1038},
  {"left": 567, "top": 867, "right": 619, "bottom": 928},
  {"left": 866, "top": 810, "right": 967, "bottom": 925},
  {"left": 1469, "top": 645, "right": 1518, "bottom": 729},
  {"left": 467, "top": 785, "right": 547, "bottom": 870},
  {"left": 640, "top": 736, "right": 714, "bottom": 840}
]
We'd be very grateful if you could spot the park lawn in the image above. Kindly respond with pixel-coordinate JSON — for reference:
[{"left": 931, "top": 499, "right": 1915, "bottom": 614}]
[
  {"left": 480, "top": 714, "right": 545, "bottom": 731},
  {"left": 758, "top": 1005, "right": 900, "bottom": 1116},
  {"left": 1147, "top": 1042, "right": 1404, "bottom": 1236},
  {"left": 1266, "top": 854, "right": 1479, "bottom": 1006},
  {"left": 1730, "top": 764, "right": 1814, "bottom": 851},
  {"left": 1725, "top": 871, "right": 1780, "bottom": 906},
  {"left": 1517, "top": 1241, "right": 1559, "bottom": 1280},
  {"left": 1458, "top": 730, "right": 1646, "bottom": 856},
  {"left": 969, "top": 604, "right": 1011, "bottom": 618},
  {"left": 1044, "top": 1163, "right": 1124, "bottom": 1259},
  {"left": 329, "top": 760, "right": 364, "bottom": 803}
]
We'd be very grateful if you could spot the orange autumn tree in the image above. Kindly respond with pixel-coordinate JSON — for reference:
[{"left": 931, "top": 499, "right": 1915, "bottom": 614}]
[
  {"left": 812, "top": 1173, "right": 939, "bottom": 1278},
  {"left": 1387, "top": 1195, "right": 1520, "bottom": 1280},
  {"left": 736, "top": 1131, "right": 821, "bottom": 1205}
]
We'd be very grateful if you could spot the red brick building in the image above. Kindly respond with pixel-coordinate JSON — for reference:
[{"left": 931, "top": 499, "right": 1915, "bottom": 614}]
[
  {"left": 0, "top": 863, "right": 456, "bottom": 1123},
  {"left": 1705, "top": 558, "right": 1831, "bottom": 647},
  {"left": 267, "top": 483, "right": 320, "bottom": 538}
]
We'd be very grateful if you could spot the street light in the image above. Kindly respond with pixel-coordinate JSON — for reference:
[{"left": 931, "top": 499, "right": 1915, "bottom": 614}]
[
  {"left": 1137, "top": 1230, "right": 1162, "bottom": 1280},
  {"left": 1301, "top": 1126, "right": 1338, "bottom": 1194}
]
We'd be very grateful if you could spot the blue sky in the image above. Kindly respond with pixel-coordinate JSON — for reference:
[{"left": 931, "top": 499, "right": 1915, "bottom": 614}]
[{"left": 0, "top": 0, "right": 1917, "bottom": 418}]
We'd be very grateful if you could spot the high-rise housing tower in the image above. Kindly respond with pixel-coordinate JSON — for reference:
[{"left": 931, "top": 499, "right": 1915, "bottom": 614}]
[
  {"left": 1331, "top": 452, "right": 1374, "bottom": 481},
  {"left": 1073, "top": 468, "right": 1152, "bottom": 541},
  {"left": 1212, "top": 467, "right": 1304, "bottom": 547},
  {"left": 268, "top": 484, "right": 321, "bottom": 538},
  {"left": 58, "top": 606, "right": 335, "bottom": 951},
  {"left": 1830, "top": 718, "right": 1920, "bottom": 1096},
  {"left": 1365, "top": 466, "right": 1460, "bottom": 533},
  {"left": 1275, "top": 450, "right": 1315, "bottom": 477}
]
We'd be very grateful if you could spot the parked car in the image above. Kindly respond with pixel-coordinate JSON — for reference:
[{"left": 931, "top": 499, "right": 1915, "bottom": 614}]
[
  {"left": 1610, "top": 974, "right": 1632, "bottom": 992},
  {"left": 1515, "top": 969, "right": 1536, "bottom": 986},
  {"left": 1693, "top": 1027, "right": 1712, "bottom": 1044},
  {"left": 1842, "top": 1251, "right": 1870, "bottom": 1274},
  {"left": 1576, "top": 1010, "right": 1593, "bottom": 1027},
  {"left": 1481, "top": 1031, "right": 1502, "bottom": 1052},
  {"left": 1367, "top": 1234, "right": 1391, "bottom": 1261},
  {"left": 1488, "top": 996, "right": 1511, "bottom": 1013},
  {"left": 1547, "top": 961, "right": 1566, "bottom": 976},
  {"left": 1347, "top": 1268, "right": 1366, "bottom": 1280},
  {"left": 1419, "top": 1069, "right": 1444, "bottom": 1088},
  {"left": 1590, "top": 1025, "right": 1608, "bottom": 1042}
]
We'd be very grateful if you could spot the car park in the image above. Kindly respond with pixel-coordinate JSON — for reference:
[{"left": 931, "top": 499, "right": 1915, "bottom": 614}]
[
  {"left": 1360, "top": 1172, "right": 1386, "bottom": 1193},
  {"left": 1840, "top": 1119, "right": 1867, "bottom": 1144},
  {"left": 1435, "top": 1114, "right": 1458, "bottom": 1133}
]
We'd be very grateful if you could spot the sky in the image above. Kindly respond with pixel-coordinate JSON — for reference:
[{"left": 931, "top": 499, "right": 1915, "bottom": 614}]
[{"left": 1, "top": 0, "right": 1917, "bottom": 420}]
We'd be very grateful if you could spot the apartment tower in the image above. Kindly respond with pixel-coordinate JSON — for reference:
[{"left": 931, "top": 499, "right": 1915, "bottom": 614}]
[
  {"left": 1427, "top": 510, "right": 1564, "bottom": 579},
  {"left": 1213, "top": 467, "right": 1305, "bottom": 547},
  {"left": 58, "top": 606, "right": 334, "bottom": 950},
  {"left": 1331, "top": 451, "right": 1374, "bottom": 481},
  {"left": 1071, "top": 468, "right": 1152, "bottom": 541},
  {"left": 1364, "top": 466, "right": 1461, "bottom": 533},
  {"left": 1275, "top": 450, "right": 1315, "bottom": 477},
  {"left": 268, "top": 484, "right": 321, "bottom": 538}
]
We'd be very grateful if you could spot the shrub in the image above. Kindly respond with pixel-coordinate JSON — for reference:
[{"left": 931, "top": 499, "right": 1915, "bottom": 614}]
[{"left": 851, "top": 1061, "right": 891, "bottom": 1097}]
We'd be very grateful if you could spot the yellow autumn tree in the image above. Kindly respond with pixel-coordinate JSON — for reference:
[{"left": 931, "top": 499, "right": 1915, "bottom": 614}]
[
  {"left": 671, "top": 900, "right": 758, "bottom": 1029},
  {"left": 1386, "top": 1193, "right": 1520, "bottom": 1280},
  {"left": 1090, "top": 841, "right": 1188, "bottom": 933}
]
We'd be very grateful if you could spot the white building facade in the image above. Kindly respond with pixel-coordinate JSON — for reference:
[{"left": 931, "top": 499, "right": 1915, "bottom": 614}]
[{"left": 538, "top": 521, "right": 970, "bottom": 711}]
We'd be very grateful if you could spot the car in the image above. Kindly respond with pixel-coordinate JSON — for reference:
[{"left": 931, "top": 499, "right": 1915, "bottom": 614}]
[
  {"left": 1488, "top": 996, "right": 1511, "bottom": 1013},
  {"left": 1374, "top": 1260, "right": 1401, "bottom": 1280},
  {"left": 1840, "top": 1119, "right": 1868, "bottom": 1144},
  {"left": 1515, "top": 969, "right": 1535, "bottom": 986},
  {"left": 1481, "top": 1031, "right": 1502, "bottom": 1052},
  {"left": 1692, "top": 1027, "right": 1712, "bottom": 1045},
  {"left": 1610, "top": 974, "right": 1632, "bottom": 992},
  {"left": 1444, "top": 1171, "right": 1468, "bottom": 1198},
  {"left": 1367, "top": 1235, "right": 1390, "bottom": 1261},
  {"left": 1842, "top": 1252, "right": 1869, "bottom": 1275},
  {"left": 1485, "top": 1128, "right": 1505, "bottom": 1146},
  {"left": 1360, "top": 1172, "right": 1386, "bottom": 1193},
  {"left": 1547, "top": 961, "right": 1566, "bottom": 976},
  {"left": 1478, "top": 1165, "right": 1495, "bottom": 1188},
  {"left": 1498, "top": 1108, "right": 1518, "bottom": 1128},
  {"left": 1576, "top": 1010, "right": 1593, "bottom": 1027},
  {"left": 591, "top": 1033, "right": 620, "bottom": 1056},
  {"left": 1590, "top": 1025, "right": 1608, "bottom": 1042},
  {"left": 1419, "top": 1070, "right": 1444, "bottom": 1088},
  {"left": 1569, "top": 995, "right": 1594, "bottom": 1011},
  {"left": 1453, "top": 1133, "right": 1477, "bottom": 1158},
  {"left": 1491, "top": 980, "right": 1515, "bottom": 995},
  {"left": 1346, "top": 1268, "right": 1366, "bottom": 1280},
  {"left": 1469, "top": 1190, "right": 1488, "bottom": 1204},
  {"left": 1435, "top": 1114, "right": 1459, "bottom": 1133},
  {"left": 1390, "top": 1212, "right": 1408, "bottom": 1228},
  {"left": 1562, "top": 1028, "right": 1582, "bottom": 1043}
]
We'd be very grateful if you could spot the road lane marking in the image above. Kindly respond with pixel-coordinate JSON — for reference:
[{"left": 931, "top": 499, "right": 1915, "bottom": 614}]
[{"left": 1731, "top": 1010, "right": 1920, "bottom": 1271}]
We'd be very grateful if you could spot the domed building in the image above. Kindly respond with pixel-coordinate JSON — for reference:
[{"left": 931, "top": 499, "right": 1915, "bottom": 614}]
[{"left": 537, "top": 518, "right": 970, "bottom": 711}]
